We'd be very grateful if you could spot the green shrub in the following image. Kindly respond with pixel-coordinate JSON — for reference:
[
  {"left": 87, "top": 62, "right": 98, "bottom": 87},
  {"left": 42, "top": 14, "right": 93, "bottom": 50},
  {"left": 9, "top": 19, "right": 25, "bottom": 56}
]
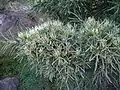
[
  {"left": 32, "top": 0, "right": 120, "bottom": 24},
  {"left": 16, "top": 20, "right": 87, "bottom": 90},
  {"left": 77, "top": 17, "right": 120, "bottom": 89},
  {"left": 3, "top": 18, "right": 120, "bottom": 89},
  {"left": 33, "top": 0, "right": 88, "bottom": 24},
  {"left": 1, "top": 0, "right": 120, "bottom": 89}
]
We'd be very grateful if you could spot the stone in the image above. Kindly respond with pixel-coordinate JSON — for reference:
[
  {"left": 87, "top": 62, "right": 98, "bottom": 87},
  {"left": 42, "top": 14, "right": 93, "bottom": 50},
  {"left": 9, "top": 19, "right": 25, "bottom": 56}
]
[
  {"left": 0, "top": 1, "right": 48, "bottom": 39},
  {"left": 0, "top": 11, "right": 38, "bottom": 39},
  {"left": 0, "top": 77, "right": 19, "bottom": 90},
  {"left": 6, "top": 1, "right": 32, "bottom": 13}
]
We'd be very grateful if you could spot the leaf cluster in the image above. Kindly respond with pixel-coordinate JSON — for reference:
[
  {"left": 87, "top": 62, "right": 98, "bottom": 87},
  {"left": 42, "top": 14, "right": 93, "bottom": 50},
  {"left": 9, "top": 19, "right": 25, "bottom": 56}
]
[
  {"left": 32, "top": 0, "right": 120, "bottom": 24},
  {"left": 15, "top": 18, "right": 120, "bottom": 89}
]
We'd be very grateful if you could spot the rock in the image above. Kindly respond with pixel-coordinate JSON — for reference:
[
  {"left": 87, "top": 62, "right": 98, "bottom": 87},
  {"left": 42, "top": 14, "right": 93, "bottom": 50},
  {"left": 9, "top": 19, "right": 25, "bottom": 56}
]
[
  {"left": 6, "top": 1, "right": 32, "bottom": 13},
  {"left": 0, "top": 11, "right": 38, "bottom": 39},
  {"left": 0, "top": 1, "right": 48, "bottom": 39},
  {"left": 0, "top": 77, "right": 19, "bottom": 90}
]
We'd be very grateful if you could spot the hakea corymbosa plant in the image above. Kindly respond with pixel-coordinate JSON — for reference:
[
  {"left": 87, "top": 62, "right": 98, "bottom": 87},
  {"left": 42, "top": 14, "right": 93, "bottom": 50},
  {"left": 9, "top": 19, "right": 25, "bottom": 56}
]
[{"left": 3, "top": 18, "right": 120, "bottom": 90}]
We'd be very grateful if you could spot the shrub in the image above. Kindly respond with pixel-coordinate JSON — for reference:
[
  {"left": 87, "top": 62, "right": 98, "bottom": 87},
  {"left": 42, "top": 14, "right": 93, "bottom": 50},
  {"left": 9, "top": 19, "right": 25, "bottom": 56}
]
[
  {"left": 4, "top": 18, "right": 120, "bottom": 89},
  {"left": 33, "top": 0, "right": 88, "bottom": 24},
  {"left": 32, "top": 0, "right": 120, "bottom": 24},
  {"left": 77, "top": 17, "right": 120, "bottom": 89},
  {"left": 16, "top": 20, "right": 87, "bottom": 90}
]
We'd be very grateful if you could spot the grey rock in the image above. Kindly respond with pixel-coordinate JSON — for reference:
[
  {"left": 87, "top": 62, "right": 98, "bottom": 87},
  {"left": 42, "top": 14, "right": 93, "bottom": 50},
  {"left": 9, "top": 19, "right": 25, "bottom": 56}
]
[
  {"left": 6, "top": 1, "right": 32, "bottom": 13},
  {"left": 0, "top": 77, "right": 19, "bottom": 90},
  {"left": 0, "top": 1, "right": 48, "bottom": 40},
  {"left": 0, "top": 11, "right": 38, "bottom": 39}
]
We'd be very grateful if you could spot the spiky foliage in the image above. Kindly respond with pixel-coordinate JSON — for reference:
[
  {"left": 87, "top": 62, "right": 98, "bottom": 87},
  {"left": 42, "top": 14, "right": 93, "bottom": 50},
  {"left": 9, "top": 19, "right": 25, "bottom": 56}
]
[
  {"left": 33, "top": 0, "right": 88, "bottom": 24},
  {"left": 16, "top": 21, "right": 87, "bottom": 90},
  {"left": 10, "top": 18, "right": 120, "bottom": 89},
  {"left": 78, "top": 17, "right": 120, "bottom": 89},
  {"left": 1, "top": 0, "right": 120, "bottom": 89},
  {"left": 0, "top": 39, "right": 20, "bottom": 77},
  {"left": 32, "top": 0, "right": 120, "bottom": 24},
  {"left": 87, "top": 0, "right": 120, "bottom": 23}
]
